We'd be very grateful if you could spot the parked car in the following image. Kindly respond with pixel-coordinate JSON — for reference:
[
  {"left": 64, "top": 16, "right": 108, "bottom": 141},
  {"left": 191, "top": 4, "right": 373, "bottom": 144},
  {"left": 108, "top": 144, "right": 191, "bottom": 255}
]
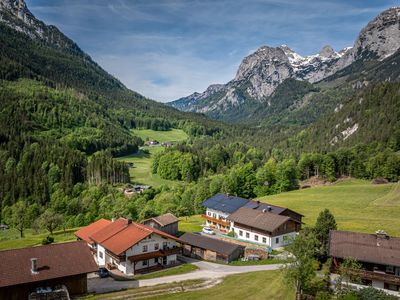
[
  {"left": 202, "top": 227, "right": 215, "bottom": 235},
  {"left": 98, "top": 267, "right": 109, "bottom": 278}
]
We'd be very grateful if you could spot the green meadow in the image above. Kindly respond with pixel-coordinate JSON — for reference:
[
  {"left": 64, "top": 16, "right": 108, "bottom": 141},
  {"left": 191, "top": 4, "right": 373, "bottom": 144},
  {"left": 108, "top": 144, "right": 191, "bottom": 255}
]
[
  {"left": 259, "top": 179, "right": 400, "bottom": 236},
  {"left": 117, "top": 129, "right": 188, "bottom": 187}
]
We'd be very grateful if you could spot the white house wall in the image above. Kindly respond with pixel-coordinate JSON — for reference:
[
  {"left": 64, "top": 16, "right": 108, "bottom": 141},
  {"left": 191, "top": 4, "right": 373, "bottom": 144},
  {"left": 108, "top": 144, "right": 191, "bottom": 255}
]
[
  {"left": 206, "top": 208, "right": 229, "bottom": 220},
  {"left": 231, "top": 222, "right": 297, "bottom": 249},
  {"left": 97, "top": 244, "right": 106, "bottom": 266}
]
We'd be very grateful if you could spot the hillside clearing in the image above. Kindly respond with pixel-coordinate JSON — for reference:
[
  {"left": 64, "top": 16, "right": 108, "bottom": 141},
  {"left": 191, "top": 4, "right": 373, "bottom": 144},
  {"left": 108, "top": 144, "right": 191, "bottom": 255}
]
[
  {"left": 117, "top": 129, "right": 188, "bottom": 187},
  {"left": 259, "top": 180, "right": 400, "bottom": 236}
]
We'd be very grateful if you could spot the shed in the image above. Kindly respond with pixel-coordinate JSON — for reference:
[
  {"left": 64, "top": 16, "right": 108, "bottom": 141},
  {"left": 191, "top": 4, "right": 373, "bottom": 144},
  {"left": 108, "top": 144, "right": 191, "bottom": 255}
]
[
  {"left": 180, "top": 232, "right": 244, "bottom": 263},
  {"left": 142, "top": 213, "right": 179, "bottom": 236}
]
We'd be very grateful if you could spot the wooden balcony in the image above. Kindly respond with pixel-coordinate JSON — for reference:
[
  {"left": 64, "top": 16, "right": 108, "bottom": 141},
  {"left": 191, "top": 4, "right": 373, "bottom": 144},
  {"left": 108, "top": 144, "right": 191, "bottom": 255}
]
[
  {"left": 201, "top": 214, "right": 230, "bottom": 227},
  {"left": 352, "top": 269, "right": 400, "bottom": 285},
  {"left": 127, "top": 247, "right": 181, "bottom": 263}
]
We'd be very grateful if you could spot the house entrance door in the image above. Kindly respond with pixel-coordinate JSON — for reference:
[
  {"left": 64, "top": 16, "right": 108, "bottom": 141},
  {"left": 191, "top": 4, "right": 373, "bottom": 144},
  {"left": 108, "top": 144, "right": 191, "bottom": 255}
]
[{"left": 162, "top": 256, "right": 167, "bottom": 265}]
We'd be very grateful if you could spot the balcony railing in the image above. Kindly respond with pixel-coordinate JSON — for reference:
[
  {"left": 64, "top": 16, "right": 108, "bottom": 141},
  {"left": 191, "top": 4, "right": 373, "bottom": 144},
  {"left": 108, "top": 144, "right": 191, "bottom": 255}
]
[
  {"left": 351, "top": 269, "right": 400, "bottom": 285},
  {"left": 201, "top": 214, "right": 230, "bottom": 227},
  {"left": 128, "top": 247, "right": 182, "bottom": 263}
]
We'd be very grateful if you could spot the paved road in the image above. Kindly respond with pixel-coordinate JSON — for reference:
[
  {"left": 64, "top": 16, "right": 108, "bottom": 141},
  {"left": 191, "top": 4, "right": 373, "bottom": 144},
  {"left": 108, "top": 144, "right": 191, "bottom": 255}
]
[{"left": 88, "top": 257, "right": 284, "bottom": 294}]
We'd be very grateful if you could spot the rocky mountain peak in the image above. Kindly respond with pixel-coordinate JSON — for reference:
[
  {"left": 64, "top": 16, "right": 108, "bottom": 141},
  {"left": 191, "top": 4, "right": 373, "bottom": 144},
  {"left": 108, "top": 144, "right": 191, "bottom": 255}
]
[
  {"left": 319, "top": 45, "right": 335, "bottom": 58},
  {"left": 168, "top": 7, "right": 400, "bottom": 120},
  {"left": 353, "top": 6, "right": 400, "bottom": 60}
]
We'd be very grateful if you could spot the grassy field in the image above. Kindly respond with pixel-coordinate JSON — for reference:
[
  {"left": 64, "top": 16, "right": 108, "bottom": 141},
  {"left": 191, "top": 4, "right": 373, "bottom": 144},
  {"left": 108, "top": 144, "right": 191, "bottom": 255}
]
[
  {"left": 178, "top": 215, "right": 204, "bottom": 234},
  {"left": 117, "top": 129, "right": 188, "bottom": 187},
  {"left": 0, "top": 227, "right": 78, "bottom": 250},
  {"left": 131, "top": 129, "right": 188, "bottom": 143},
  {"left": 136, "top": 264, "right": 198, "bottom": 280},
  {"left": 147, "top": 270, "right": 293, "bottom": 300},
  {"left": 259, "top": 179, "right": 400, "bottom": 236}
]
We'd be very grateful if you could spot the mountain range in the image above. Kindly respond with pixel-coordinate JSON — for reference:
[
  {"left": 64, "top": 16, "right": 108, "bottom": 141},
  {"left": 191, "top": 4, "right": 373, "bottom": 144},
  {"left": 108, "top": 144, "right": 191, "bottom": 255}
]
[{"left": 168, "top": 7, "right": 400, "bottom": 125}]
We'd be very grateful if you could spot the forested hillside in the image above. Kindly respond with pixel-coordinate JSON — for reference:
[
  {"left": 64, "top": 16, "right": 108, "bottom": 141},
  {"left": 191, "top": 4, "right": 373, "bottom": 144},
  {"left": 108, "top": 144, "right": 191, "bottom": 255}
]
[{"left": 0, "top": 1, "right": 399, "bottom": 239}]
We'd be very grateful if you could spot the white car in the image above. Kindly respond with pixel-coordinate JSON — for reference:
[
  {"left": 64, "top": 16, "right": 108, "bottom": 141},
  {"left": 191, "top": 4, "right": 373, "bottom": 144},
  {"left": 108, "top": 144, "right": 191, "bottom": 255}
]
[{"left": 202, "top": 227, "right": 215, "bottom": 235}]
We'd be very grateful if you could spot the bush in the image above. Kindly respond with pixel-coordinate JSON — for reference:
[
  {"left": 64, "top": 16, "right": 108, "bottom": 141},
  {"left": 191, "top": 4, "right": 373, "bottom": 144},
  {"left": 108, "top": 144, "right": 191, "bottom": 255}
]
[
  {"left": 227, "top": 230, "right": 236, "bottom": 238},
  {"left": 315, "top": 291, "right": 332, "bottom": 300},
  {"left": 357, "top": 287, "right": 397, "bottom": 300},
  {"left": 41, "top": 236, "right": 54, "bottom": 245}
]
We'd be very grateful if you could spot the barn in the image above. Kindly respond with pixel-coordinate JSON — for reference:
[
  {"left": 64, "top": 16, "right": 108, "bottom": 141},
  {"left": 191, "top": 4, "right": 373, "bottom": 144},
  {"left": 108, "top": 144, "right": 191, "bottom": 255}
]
[{"left": 180, "top": 232, "right": 244, "bottom": 263}]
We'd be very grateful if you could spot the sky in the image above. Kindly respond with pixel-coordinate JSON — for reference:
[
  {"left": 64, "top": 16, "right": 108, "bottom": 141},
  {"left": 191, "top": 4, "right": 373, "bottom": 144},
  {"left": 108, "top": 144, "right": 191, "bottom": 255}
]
[{"left": 27, "top": 0, "right": 398, "bottom": 102}]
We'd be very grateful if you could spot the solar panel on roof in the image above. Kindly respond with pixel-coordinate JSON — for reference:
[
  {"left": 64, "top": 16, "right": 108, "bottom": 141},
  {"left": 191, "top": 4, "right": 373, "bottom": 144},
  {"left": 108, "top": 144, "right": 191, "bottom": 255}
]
[{"left": 202, "top": 193, "right": 250, "bottom": 214}]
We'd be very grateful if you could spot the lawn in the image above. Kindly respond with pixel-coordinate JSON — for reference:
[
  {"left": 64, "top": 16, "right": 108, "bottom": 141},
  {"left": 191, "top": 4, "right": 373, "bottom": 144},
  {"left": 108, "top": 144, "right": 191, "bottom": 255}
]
[
  {"left": 258, "top": 180, "right": 400, "bottom": 236},
  {"left": 178, "top": 215, "right": 204, "bottom": 235},
  {"left": 117, "top": 129, "right": 188, "bottom": 187},
  {"left": 131, "top": 128, "right": 188, "bottom": 143},
  {"left": 147, "top": 270, "right": 293, "bottom": 300},
  {"left": 229, "top": 258, "right": 286, "bottom": 266},
  {"left": 0, "top": 227, "right": 78, "bottom": 250},
  {"left": 136, "top": 264, "right": 199, "bottom": 280}
]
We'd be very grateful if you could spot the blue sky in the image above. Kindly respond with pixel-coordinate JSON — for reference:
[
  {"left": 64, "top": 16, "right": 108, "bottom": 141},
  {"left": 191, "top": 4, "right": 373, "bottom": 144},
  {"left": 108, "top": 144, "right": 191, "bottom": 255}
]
[{"left": 27, "top": 0, "right": 398, "bottom": 102}]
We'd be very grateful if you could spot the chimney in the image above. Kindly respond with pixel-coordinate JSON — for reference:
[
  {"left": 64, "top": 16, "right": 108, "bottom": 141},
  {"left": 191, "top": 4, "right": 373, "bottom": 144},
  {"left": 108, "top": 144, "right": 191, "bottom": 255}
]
[
  {"left": 111, "top": 217, "right": 116, "bottom": 222},
  {"left": 262, "top": 209, "right": 267, "bottom": 213},
  {"left": 31, "top": 258, "right": 38, "bottom": 274},
  {"left": 127, "top": 219, "right": 132, "bottom": 225},
  {"left": 267, "top": 206, "right": 272, "bottom": 211},
  {"left": 376, "top": 230, "right": 389, "bottom": 240}
]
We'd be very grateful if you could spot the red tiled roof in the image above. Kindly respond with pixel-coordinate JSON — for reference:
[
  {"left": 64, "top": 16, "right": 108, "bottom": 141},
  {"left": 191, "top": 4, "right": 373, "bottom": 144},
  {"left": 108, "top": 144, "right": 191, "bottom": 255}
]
[
  {"left": 90, "top": 218, "right": 182, "bottom": 256},
  {"left": 0, "top": 241, "right": 98, "bottom": 288},
  {"left": 74, "top": 219, "right": 111, "bottom": 244}
]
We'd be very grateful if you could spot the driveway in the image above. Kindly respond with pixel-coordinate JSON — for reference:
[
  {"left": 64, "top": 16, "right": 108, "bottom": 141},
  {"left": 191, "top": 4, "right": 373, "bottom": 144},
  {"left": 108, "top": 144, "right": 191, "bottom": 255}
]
[{"left": 88, "top": 256, "right": 284, "bottom": 294}]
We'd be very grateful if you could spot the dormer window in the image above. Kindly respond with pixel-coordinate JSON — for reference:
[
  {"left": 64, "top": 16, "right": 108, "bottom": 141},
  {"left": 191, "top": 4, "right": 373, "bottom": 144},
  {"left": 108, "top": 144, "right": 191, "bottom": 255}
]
[{"left": 142, "top": 245, "right": 148, "bottom": 252}]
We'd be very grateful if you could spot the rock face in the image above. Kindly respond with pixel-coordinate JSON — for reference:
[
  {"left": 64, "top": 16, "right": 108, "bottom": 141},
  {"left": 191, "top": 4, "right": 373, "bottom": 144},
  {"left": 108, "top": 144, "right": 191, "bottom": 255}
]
[
  {"left": 0, "top": 0, "right": 86, "bottom": 57},
  {"left": 168, "top": 7, "right": 400, "bottom": 119}
]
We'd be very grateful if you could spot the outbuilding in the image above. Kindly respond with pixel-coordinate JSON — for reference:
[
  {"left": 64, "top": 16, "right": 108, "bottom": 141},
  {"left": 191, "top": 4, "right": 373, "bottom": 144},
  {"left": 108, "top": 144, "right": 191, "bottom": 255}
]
[
  {"left": 142, "top": 213, "right": 179, "bottom": 236},
  {"left": 0, "top": 241, "right": 98, "bottom": 300},
  {"left": 180, "top": 232, "right": 244, "bottom": 263}
]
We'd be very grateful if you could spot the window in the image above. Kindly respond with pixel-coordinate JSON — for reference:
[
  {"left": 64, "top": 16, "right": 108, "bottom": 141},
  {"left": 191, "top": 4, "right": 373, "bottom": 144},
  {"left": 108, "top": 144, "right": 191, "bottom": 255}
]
[
  {"left": 142, "top": 245, "right": 148, "bottom": 252},
  {"left": 99, "top": 252, "right": 103, "bottom": 259},
  {"left": 386, "top": 265, "right": 394, "bottom": 273},
  {"left": 207, "top": 211, "right": 211, "bottom": 216},
  {"left": 254, "top": 235, "right": 259, "bottom": 241},
  {"left": 154, "top": 258, "right": 158, "bottom": 264},
  {"left": 239, "top": 230, "right": 243, "bottom": 236},
  {"left": 154, "top": 243, "right": 159, "bottom": 250},
  {"left": 163, "top": 242, "right": 168, "bottom": 249},
  {"left": 246, "top": 232, "right": 250, "bottom": 238},
  {"left": 213, "top": 213, "right": 216, "bottom": 218},
  {"left": 262, "top": 237, "right": 267, "bottom": 243},
  {"left": 284, "top": 223, "right": 287, "bottom": 230},
  {"left": 275, "top": 237, "right": 279, "bottom": 244},
  {"left": 142, "top": 260, "right": 148, "bottom": 266}
]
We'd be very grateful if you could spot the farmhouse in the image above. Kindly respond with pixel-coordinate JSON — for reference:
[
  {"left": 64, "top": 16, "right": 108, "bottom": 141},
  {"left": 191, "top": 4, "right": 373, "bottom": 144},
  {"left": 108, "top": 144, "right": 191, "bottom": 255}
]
[
  {"left": 202, "top": 194, "right": 302, "bottom": 248},
  {"left": 0, "top": 241, "right": 97, "bottom": 300},
  {"left": 329, "top": 230, "right": 400, "bottom": 293},
  {"left": 228, "top": 207, "right": 301, "bottom": 248},
  {"left": 76, "top": 218, "right": 182, "bottom": 276},
  {"left": 180, "top": 232, "right": 244, "bottom": 263},
  {"left": 142, "top": 213, "right": 179, "bottom": 236}
]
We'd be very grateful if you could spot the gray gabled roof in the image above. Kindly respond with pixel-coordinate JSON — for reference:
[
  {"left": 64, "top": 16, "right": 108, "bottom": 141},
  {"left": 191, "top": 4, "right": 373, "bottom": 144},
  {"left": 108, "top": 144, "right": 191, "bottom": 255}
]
[
  {"left": 180, "top": 233, "right": 243, "bottom": 256},
  {"left": 228, "top": 207, "right": 293, "bottom": 233},
  {"left": 202, "top": 193, "right": 250, "bottom": 214},
  {"left": 150, "top": 213, "right": 178, "bottom": 226}
]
